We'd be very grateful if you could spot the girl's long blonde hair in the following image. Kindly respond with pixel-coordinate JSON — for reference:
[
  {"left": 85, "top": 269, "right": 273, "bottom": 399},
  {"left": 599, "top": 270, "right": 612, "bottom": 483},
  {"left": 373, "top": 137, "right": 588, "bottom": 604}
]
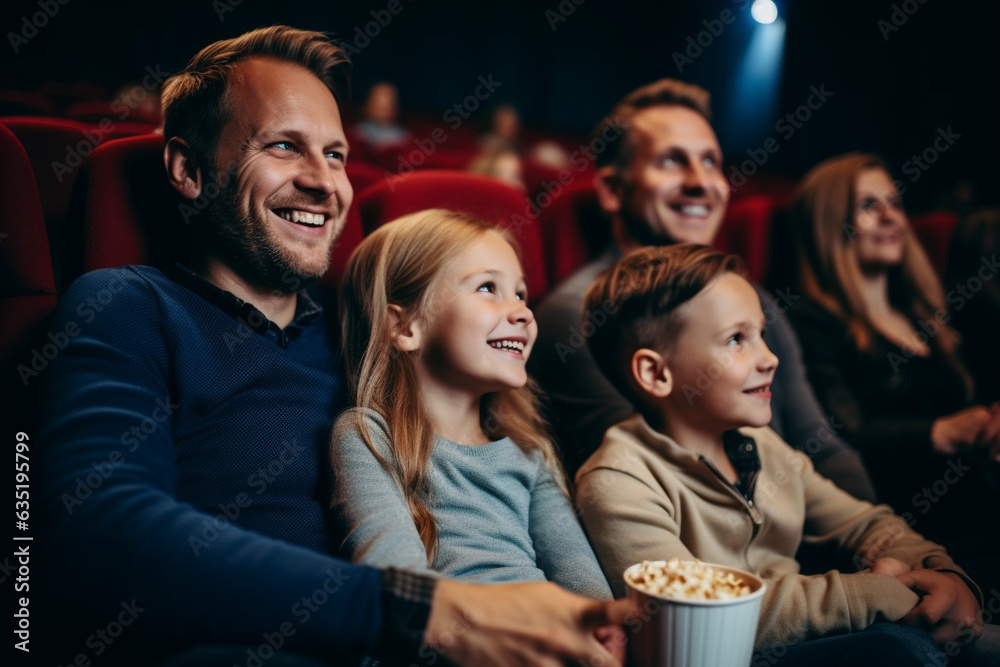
[
  {"left": 338, "top": 209, "right": 563, "bottom": 562},
  {"left": 788, "top": 153, "right": 970, "bottom": 396}
]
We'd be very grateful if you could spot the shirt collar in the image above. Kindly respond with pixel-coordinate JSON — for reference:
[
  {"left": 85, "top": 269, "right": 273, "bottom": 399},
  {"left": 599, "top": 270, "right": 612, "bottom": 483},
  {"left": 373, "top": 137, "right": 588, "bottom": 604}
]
[{"left": 170, "top": 263, "right": 323, "bottom": 349}]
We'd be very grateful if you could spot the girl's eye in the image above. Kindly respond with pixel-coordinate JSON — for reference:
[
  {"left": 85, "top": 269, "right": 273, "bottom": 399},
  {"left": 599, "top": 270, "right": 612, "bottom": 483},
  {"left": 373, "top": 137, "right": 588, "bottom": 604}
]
[
  {"left": 476, "top": 281, "right": 496, "bottom": 293},
  {"left": 727, "top": 333, "right": 743, "bottom": 346},
  {"left": 515, "top": 290, "right": 527, "bottom": 301}
]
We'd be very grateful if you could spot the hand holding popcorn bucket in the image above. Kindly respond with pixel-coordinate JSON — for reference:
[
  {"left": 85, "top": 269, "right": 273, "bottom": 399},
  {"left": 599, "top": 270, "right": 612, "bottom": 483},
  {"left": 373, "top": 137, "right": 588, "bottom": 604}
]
[{"left": 623, "top": 559, "right": 766, "bottom": 667}]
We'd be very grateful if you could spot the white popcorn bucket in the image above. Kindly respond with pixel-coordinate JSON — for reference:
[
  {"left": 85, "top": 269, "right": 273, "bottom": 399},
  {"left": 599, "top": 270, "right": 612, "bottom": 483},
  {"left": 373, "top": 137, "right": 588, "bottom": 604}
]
[{"left": 623, "top": 561, "right": 766, "bottom": 667}]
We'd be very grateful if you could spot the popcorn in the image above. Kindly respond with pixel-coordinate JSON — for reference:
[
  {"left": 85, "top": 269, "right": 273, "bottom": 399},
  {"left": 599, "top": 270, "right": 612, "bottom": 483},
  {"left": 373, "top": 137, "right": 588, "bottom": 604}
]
[{"left": 626, "top": 559, "right": 753, "bottom": 600}]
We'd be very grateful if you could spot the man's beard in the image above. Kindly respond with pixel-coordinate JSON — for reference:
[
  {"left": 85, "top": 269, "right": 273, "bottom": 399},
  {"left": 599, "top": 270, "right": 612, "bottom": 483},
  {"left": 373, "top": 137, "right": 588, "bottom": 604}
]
[
  {"left": 619, "top": 201, "right": 679, "bottom": 248},
  {"left": 200, "top": 181, "right": 332, "bottom": 294}
]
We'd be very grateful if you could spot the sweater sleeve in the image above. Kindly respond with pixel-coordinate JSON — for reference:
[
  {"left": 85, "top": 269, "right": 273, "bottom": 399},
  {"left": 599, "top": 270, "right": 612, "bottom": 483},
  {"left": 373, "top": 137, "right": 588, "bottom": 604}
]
[
  {"left": 329, "top": 409, "right": 435, "bottom": 572},
  {"left": 788, "top": 301, "right": 936, "bottom": 456},
  {"left": 39, "top": 270, "right": 398, "bottom": 656},
  {"left": 527, "top": 460, "right": 614, "bottom": 600},
  {"left": 574, "top": 464, "right": 921, "bottom": 650}
]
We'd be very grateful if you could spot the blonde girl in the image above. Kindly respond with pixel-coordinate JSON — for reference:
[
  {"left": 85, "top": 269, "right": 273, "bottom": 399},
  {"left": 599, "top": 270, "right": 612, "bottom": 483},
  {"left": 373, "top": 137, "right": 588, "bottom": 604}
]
[{"left": 331, "top": 209, "right": 613, "bottom": 605}]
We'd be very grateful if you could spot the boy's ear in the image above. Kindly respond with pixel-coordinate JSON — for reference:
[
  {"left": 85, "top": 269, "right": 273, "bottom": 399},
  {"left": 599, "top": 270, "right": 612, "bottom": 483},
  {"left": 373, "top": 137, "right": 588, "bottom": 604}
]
[
  {"left": 387, "top": 304, "right": 422, "bottom": 353},
  {"left": 593, "top": 165, "right": 623, "bottom": 215},
  {"left": 164, "top": 137, "right": 204, "bottom": 201},
  {"left": 631, "top": 348, "right": 673, "bottom": 398}
]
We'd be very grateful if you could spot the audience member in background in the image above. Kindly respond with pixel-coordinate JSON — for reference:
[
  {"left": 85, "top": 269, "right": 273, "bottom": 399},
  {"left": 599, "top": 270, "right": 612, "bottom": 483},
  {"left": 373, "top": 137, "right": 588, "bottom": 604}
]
[
  {"left": 531, "top": 78, "right": 877, "bottom": 503},
  {"left": 354, "top": 81, "right": 410, "bottom": 152},
  {"left": 38, "top": 25, "right": 633, "bottom": 667},
  {"left": 479, "top": 103, "right": 522, "bottom": 151},
  {"left": 785, "top": 152, "right": 1000, "bottom": 591},
  {"left": 468, "top": 143, "right": 526, "bottom": 191},
  {"left": 575, "top": 243, "right": 998, "bottom": 666},
  {"left": 332, "top": 209, "right": 622, "bottom": 660},
  {"left": 946, "top": 207, "right": 1000, "bottom": 404}
]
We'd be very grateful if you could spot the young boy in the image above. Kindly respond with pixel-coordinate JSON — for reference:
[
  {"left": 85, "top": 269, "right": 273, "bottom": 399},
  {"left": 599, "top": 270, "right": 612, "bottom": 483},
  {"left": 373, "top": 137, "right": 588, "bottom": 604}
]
[{"left": 574, "top": 244, "right": 996, "bottom": 663}]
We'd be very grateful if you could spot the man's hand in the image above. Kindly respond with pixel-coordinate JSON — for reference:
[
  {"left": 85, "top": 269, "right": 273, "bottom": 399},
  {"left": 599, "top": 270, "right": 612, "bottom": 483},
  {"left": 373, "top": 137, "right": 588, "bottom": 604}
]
[
  {"left": 425, "top": 579, "right": 636, "bottom": 667},
  {"left": 896, "top": 569, "right": 983, "bottom": 646}
]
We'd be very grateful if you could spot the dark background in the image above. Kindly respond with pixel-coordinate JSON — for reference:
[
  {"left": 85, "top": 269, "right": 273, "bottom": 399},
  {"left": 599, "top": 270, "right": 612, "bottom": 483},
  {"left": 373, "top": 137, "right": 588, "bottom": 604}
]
[{"left": 2, "top": 0, "right": 997, "bottom": 213}]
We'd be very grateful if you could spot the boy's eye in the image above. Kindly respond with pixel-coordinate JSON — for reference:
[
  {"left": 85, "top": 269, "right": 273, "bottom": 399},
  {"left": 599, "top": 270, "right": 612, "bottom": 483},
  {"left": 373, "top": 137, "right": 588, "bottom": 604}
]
[
  {"left": 726, "top": 333, "right": 743, "bottom": 345},
  {"left": 270, "top": 141, "right": 295, "bottom": 152},
  {"left": 515, "top": 290, "right": 527, "bottom": 301},
  {"left": 476, "top": 281, "right": 496, "bottom": 293},
  {"left": 702, "top": 156, "right": 718, "bottom": 169},
  {"left": 326, "top": 150, "right": 345, "bottom": 162}
]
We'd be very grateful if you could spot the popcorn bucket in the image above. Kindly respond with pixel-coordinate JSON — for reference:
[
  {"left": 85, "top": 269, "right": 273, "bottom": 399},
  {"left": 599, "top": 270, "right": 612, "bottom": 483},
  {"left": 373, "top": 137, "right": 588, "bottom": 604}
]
[{"left": 623, "top": 560, "right": 766, "bottom": 667}]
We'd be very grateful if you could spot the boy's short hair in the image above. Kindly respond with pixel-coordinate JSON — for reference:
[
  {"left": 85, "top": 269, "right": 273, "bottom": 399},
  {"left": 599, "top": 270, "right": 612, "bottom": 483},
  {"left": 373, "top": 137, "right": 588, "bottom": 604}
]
[{"left": 583, "top": 244, "right": 744, "bottom": 405}]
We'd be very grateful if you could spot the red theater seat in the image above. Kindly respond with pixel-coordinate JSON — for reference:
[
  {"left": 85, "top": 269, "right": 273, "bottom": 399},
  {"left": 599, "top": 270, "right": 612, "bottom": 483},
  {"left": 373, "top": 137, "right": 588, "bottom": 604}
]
[
  {"left": 2, "top": 116, "right": 157, "bottom": 285},
  {"left": 0, "top": 122, "right": 57, "bottom": 386},
  {"left": 62, "top": 134, "right": 189, "bottom": 287},
  {"left": 538, "top": 180, "right": 608, "bottom": 287},
  {"left": 357, "top": 170, "right": 548, "bottom": 299},
  {"left": 715, "top": 195, "right": 779, "bottom": 285},
  {"left": 910, "top": 210, "right": 958, "bottom": 278},
  {"left": 345, "top": 159, "right": 385, "bottom": 197}
]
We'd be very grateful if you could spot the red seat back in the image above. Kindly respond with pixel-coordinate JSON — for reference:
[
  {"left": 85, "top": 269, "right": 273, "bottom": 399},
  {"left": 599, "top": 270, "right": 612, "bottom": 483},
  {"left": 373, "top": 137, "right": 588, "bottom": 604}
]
[
  {"left": 357, "top": 170, "right": 548, "bottom": 299},
  {"left": 910, "top": 210, "right": 958, "bottom": 278},
  {"left": 538, "top": 180, "right": 609, "bottom": 287},
  {"left": 715, "top": 195, "right": 778, "bottom": 285},
  {"left": 0, "top": 122, "right": 57, "bottom": 379},
  {"left": 63, "top": 134, "right": 189, "bottom": 286},
  {"left": 2, "top": 116, "right": 156, "bottom": 286}
]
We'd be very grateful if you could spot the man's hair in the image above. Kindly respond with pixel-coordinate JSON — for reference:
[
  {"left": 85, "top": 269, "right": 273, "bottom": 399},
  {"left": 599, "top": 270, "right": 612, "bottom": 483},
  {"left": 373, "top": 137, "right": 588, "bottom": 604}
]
[
  {"left": 591, "top": 79, "right": 712, "bottom": 173},
  {"left": 583, "top": 244, "right": 743, "bottom": 406},
  {"left": 161, "top": 25, "right": 352, "bottom": 170}
]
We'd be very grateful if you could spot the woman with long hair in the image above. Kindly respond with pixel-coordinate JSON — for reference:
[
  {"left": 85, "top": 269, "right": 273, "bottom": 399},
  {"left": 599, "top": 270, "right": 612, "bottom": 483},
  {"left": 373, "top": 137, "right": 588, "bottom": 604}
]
[{"left": 786, "top": 153, "right": 999, "bottom": 581}]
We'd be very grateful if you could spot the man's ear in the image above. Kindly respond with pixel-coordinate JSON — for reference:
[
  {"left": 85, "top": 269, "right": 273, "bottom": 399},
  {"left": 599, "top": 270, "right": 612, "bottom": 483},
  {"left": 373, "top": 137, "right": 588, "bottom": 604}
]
[
  {"left": 164, "top": 137, "right": 204, "bottom": 200},
  {"left": 387, "top": 304, "right": 422, "bottom": 353},
  {"left": 593, "top": 165, "right": 623, "bottom": 215},
  {"left": 631, "top": 348, "right": 673, "bottom": 398}
]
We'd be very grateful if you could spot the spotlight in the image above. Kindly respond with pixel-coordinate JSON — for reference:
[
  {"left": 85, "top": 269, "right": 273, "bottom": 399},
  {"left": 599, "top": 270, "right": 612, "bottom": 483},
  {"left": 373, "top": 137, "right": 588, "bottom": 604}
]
[{"left": 751, "top": 0, "right": 778, "bottom": 25}]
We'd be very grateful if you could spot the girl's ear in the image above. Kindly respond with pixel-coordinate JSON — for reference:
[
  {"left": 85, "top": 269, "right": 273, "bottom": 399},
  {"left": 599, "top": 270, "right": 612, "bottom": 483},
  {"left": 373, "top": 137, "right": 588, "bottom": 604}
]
[
  {"left": 631, "top": 348, "right": 673, "bottom": 398},
  {"left": 388, "top": 304, "right": 422, "bottom": 352}
]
